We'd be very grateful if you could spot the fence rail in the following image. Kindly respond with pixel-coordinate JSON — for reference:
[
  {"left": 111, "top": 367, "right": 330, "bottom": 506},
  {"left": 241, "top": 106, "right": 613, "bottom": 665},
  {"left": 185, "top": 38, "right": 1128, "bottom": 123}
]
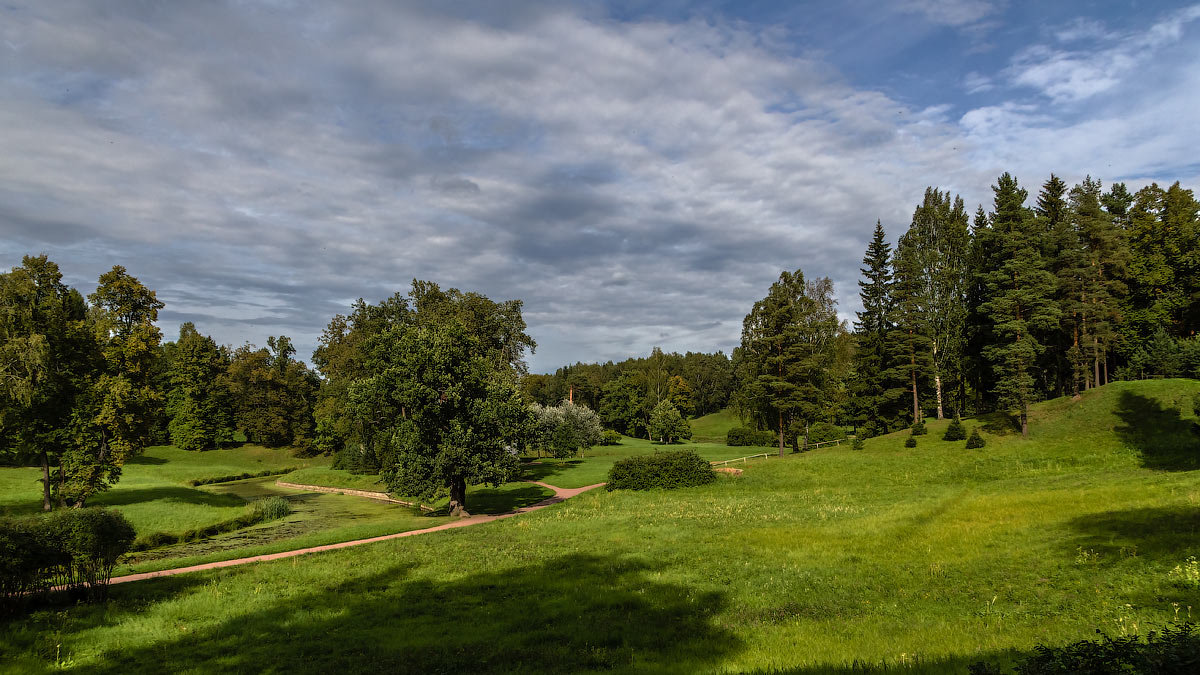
[{"left": 710, "top": 438, "right": 846, "bottom": 467}]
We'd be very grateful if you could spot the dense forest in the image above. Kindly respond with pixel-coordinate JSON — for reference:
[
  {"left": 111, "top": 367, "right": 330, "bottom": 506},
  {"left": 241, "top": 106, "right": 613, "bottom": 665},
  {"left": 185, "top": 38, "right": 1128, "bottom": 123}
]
[{"left": 4, "top": 172, "right": 1198, "bottom": 505}]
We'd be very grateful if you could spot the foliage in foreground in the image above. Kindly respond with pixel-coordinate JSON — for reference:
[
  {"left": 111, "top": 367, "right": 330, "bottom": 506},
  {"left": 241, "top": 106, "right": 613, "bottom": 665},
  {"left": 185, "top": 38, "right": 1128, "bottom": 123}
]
[
  {"left": 970, "top": 622, "right": 1200, "bottom": 674},
  {"left": 606, "top": 449, "right": 716, "bottom": 491},
  {"left": 0, "top": 508, "right": 134, "bottom": 614}
]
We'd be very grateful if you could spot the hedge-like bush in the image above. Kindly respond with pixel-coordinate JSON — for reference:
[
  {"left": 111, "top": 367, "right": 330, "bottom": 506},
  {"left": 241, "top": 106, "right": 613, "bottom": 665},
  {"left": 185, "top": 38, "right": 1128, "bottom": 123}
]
[
  {"left": 911, "top": 420, "right": 927, "bottom": 436},
  {"left": 943, "top": 417, "right": 967, "bottom": 441},
  {"left": 1, "top": 508, "right": 135, "bottom": 614},
  {"left": 606, "top": 450, "right": 716, "bottom": 491},
  {"left": 600, "top": 429, "right": 623, "bottom": 445},
  {"left": 905, "top": 437, "right": 917, "bottom": 448},
  {"left": 726, "top": 427, "right": 776, "bottom": 446},
  {"left": 188, "top": 468, "right": 297, "bottom": 486},
  {"left": 852, "top": 437, "right": 865, "bottom": 451},
  {"left": 966, "top": 428, "right": 986, "bottom": 449}
]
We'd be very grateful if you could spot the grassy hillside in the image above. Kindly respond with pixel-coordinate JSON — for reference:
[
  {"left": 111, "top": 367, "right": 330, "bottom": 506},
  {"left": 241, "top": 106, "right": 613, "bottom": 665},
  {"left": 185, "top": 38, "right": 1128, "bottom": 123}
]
[
  {"left": 690, "top": 407, "right": 743, "bottom": 442},
  {"left": 3, "top": 380, "right": 1200, "bottom": 673}
]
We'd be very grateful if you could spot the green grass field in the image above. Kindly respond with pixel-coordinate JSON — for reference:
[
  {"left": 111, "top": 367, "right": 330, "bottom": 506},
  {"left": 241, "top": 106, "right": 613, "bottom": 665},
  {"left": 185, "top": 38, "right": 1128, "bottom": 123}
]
[{"left": 3, "top": 380, "right": 1200, "bottom": 673}]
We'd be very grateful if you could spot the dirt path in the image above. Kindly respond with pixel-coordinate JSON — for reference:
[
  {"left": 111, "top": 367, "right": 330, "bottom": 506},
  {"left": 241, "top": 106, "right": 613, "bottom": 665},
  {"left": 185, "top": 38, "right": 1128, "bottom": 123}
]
[{"left": 107, "top": 480, "right": 605, "bottom": 586}]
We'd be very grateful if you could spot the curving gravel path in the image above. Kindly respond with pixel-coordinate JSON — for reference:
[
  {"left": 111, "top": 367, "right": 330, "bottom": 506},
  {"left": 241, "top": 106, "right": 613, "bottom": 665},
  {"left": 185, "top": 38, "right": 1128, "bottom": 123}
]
[{"left": 108, "top": 480, "right": 606, "bottom": 586}]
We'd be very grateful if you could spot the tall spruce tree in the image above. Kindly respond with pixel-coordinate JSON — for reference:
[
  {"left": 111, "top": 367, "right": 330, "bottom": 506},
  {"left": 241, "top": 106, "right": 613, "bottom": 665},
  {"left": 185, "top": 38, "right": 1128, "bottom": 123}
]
[
  {"left": 850, "top": 221, "right": 893, "bottom": 435},
  {"left": 981, "top": 173, "right": 1060, "bottom": 436},
  {"left": 887, "top": 233, "right": 934, "bottom": 426},
  {"left": 1036, "top": 174, "right": 1073, "bottom": 397},
  {"left": 965, "top": 205, "right": 999, "bottom": 412}
]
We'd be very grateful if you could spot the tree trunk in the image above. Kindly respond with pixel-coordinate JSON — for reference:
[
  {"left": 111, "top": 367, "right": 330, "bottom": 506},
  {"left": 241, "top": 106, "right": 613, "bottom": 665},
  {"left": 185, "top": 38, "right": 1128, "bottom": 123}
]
[
  {"left": 1093, "top": 335, "right": 1100, "bottom": 389},
  {"left": 448, "top": 477, "right": 469, "bottom": 517},
  {"left": 910, "top": 351, "right": 920, "bottom": 426},
  {"left": 1103, "top": 356, "right": 1109, "bottom": 386},
  {"left": 933, "top": 370, "right": 944, "bottom": 420},
  {"left": 1020, "top": 404, "right": 1029, "bottom": 437},
  {"left": 40, "top": 451, "right": 52, "bottom": 512},
  {"left": 777, "top": 410, "right": 784, "bottom": 458}
]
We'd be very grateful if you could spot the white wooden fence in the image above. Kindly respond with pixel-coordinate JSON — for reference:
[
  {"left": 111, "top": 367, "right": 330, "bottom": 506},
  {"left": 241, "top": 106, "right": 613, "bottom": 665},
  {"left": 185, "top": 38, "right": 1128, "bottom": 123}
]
[{"left": 710, "top": 438, "right": 847, "bottom": 467}]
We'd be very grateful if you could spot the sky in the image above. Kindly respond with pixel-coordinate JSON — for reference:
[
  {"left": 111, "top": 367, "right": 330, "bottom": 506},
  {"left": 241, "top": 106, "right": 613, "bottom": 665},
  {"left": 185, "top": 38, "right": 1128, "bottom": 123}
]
[{"left": 2, "top": 1, "right": 1199, "bottom": 373}]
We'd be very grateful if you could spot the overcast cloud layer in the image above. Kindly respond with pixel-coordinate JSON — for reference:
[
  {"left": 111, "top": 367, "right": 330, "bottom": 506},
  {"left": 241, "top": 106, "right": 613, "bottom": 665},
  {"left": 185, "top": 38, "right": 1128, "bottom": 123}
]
[{"left": 2, "top": 1, "right": 1199, "bottom": 372}]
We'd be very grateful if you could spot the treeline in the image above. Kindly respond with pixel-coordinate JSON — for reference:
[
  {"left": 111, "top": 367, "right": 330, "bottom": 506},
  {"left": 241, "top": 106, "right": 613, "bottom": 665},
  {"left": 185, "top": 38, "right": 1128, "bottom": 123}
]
[
  {"left": 0, "top": 256, "right": 320, "bottom": 510},
  {"left": 849, "top": 174, "right": 1200, "bottom": 437},
  {"left": 522, "top": 348, "right": 735, "bottom": 437}
]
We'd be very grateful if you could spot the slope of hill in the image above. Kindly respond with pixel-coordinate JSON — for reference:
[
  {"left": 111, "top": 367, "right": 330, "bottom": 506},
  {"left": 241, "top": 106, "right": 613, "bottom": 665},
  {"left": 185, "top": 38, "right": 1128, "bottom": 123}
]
[
  {"left": 3, "top": 380, "right": 1199, "bottom": 673},
  {"left": 690, "top": 407, "right": 743, "bottom": 442}
]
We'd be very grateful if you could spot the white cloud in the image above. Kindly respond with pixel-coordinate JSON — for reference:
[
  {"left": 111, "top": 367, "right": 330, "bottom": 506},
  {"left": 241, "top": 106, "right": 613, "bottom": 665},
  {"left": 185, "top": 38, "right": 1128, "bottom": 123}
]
[{"left": 894, "top": 0, "right": 998, "bottom": 27}]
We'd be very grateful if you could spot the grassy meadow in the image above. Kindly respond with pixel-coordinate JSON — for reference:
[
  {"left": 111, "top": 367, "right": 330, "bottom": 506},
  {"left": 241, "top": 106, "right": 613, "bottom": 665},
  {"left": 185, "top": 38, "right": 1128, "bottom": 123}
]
[{"left": 2, "top": 379, "right": 1199, "bottom": 672}]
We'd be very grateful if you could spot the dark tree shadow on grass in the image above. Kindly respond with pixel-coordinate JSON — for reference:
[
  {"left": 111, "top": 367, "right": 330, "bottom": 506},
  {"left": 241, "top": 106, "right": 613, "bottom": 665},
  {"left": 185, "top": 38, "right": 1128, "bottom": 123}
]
[
  {"left": 520, "top": 459, "right": 584, "bottom": 484},
  {"left": 90, "top": 486, "right": 246, "bottom": 509},
  {"left": 75, "top": 554, "right": 738, "bottom": 674},
  {"left": 1113, "top": 391, "right": 1200, "bottom": 471},
  {"left": 125, "top": 454, "right": 168, "bottom": 465},
  {"left": 1069, "top": 505, "right": 1200, "bottom": 565}
]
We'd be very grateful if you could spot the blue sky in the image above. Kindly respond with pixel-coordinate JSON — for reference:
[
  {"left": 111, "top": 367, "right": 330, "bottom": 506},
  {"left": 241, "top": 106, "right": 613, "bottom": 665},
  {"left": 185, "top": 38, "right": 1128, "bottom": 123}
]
[{"left": 2, "top": 0, "right": 1198, "bottom": 372}]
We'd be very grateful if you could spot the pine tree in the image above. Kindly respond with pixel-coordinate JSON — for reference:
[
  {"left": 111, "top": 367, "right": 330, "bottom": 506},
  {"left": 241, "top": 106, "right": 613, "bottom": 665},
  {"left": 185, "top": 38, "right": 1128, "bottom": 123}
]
[
  {"left": 980, "top": 173, "right": 1060, "bottom": 436},
  {"left": 739, "top": 270, "right": 843, "bottom": 456},
  {"left": 1071, "top": 177, "right": 1128, "bottom": 388},
  {"left": 849, "top": 221, "right": 893, "bottom": 435}
]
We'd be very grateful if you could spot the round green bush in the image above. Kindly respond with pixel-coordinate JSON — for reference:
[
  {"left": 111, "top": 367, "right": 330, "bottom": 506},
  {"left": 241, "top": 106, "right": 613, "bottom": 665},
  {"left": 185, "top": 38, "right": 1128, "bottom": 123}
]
[
  {"left": 905, "top": 436, "right": 917, "bottom": 448},
  {"left": 943, "top": 417, "right": 967, "bottom": 442},
  {"left": 606, "top": 449, "right": 717, "bottom": 491},
  {"left": 911, "top": 420, "right": 927, "bottom": 436},
  {"left": 807, "top": 422, "right": 847, "bottom": 445},
  {"left": 852, "top": 437, "right": 865, "bottom": 451},
  {"left": 966, "top": 428, "right": 986, "bottom": 449},
  {"left": 600, "top": 429, "right": 623, "bottom": 445}
]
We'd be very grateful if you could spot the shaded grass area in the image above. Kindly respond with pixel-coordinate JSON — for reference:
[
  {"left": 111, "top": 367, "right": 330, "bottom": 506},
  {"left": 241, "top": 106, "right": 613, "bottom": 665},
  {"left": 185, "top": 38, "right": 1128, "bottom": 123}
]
[
  {"left": 0, "top": 444, "right": 329, "bottom": 536},
  {"left": 4, "top": 380, "right": 1200, "bottom": 672}
]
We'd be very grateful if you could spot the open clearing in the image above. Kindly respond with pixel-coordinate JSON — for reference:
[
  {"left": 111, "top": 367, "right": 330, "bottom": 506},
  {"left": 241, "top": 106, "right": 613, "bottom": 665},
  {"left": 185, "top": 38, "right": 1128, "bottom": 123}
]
[{"left": 2, "top": 380, "right": 1200, "bottom": 673}]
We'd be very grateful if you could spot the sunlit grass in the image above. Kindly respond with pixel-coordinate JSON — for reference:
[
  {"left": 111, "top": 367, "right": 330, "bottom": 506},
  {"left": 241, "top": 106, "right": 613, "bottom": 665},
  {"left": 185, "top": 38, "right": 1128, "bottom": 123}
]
[{"left": 3, "top": 380, "right": 1200, "bottom": 673}]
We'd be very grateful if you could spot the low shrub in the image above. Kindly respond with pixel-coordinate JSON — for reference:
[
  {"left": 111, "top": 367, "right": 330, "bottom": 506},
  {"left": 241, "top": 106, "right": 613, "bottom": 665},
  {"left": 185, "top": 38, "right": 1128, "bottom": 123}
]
[
  {"left": 966, "top": 428, "right": 986, "bottom": 449},
  {"left": 807, "top": 422, "right": 847, "bottom": 445},
  {"left": 905, "top": 437, "right": 917, "bottom": 448},
  {"left": 600, "top": 429, "right": 623, "bottom": 445},
  {"left": 970, "top": 622, "right": 1199, "bottom": 674},
  {"left": 726, "top": 427, "right": 776, "bottom": 447},
  {"left": 188, "top": 468, "right": 297, "bottom": 486},
  {"left": 911, "top": 420, "right": 927, "bottom": 436},
  {"left": 253, "top": 496, "right": 292, "bottom": 521},
  {"left": 606, "top": 450, "right": 717, "bottom": 491},
  {"left": 852, "top": 437, "right": 865, "bottom": 451},
  {"left": 1, "top": 508, "right": 135, "bottom": 614},
  {"left": 943, "top": 417, "right": 967, "bottom": 441}
]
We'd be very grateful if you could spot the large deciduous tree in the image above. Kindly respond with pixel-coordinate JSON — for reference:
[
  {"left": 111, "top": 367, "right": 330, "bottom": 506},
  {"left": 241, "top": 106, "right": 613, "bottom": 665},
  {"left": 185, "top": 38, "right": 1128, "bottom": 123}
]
[
  {"left": 227, "top": 336, "right": 318, "bottom": 449},
  {"left": 166, "top": 322, "right": 234, "bottom": 451},
  {"left": 0, "top": 256, "right": 91, "bottom": 510},
  {"left": 63, "top": 266, "right": 165, "bottom": 507}
]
